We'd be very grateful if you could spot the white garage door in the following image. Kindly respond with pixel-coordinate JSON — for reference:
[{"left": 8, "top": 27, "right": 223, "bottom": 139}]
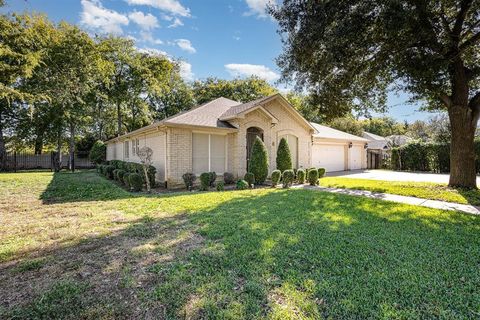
[
  {"left": 349, "top": 146, "right": 363, "bottom": 170},
  {"left": 312, "top": 144, "right": 345, "bottom": 172}
]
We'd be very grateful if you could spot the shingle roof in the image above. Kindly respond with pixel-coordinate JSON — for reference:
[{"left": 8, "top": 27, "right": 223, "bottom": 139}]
[
  {"left": 311, "top": 122, "right": 368, "bottom": 142},
  {"left": 363, "top": 131, "right": 386, "bottom": 141},
  {"left": 219, "top": 95, "right": 273, "bottom": 120},
  {"left": 165, "top": 97, "right": 240, "bottom": 128},
  {"left": 363, "top": 131, "right": 389, "bottom": 149}
]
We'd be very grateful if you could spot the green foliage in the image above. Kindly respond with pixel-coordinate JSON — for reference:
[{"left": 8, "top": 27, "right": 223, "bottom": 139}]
[
  {"left": 223, "top": 172, "right": 235, "bottom": 184},
  {"left": 122, "top": 172, "right": 130, "bottom": 187},
  {"left": 244, "top": 172, "right": 255, "bottom": 187},
  {"left": 276, "top": 138, "right": 292, "bottom": 172},
  {"left": 105, "top": 165, "right": 115, "bottom": 179},
  {"left": 308, "top": 169, "right": 319, "bottom": 186},
  {"left": 89, "top": 140, "right": 106, "bottom": 164},
  {"left": 128, "top": 173, "right": 143, "bottom": 192},
  {"left": 317, "top": 168, "right": 326, "bottom": 178},
  {"left": 208, "top": 172, "right": 217, "bottom": 187},
  {"left": 271, "top": 170, "right": 281, "bottom": 187},
  {"left": 248, "top": 136, "right": 269, "bottom": 184},
  {"left": 199, "top": 173, "right": 210, "bottom": 191},
  {"left": 297, "top": 169, "right": 306, "bottom": 184},
  {"left": 112, "top": 169, "right": 119, "bottom": 181},
  {"left": 236, "top": 179, "right": 249, "bottom": 190},
  {"left": 216, "top": 181, "right": 225, "bottom": 191},
  {"left": 282, "top": 169, "right": 295, "bottom": 188},
  {"left": 328, "top": 116, "right": 364, "bottom": 136},
  {"left": 103, "top": 160, "right": 156, "bottom": 187},
  {"left": 182, "top": 173, "right": 196, "bottom": 190},
  {"left": 391, "top": 142, "right": 454, "bottom": 173},
  {"left": 116, "top": 169, "right": 126, "bottom": 182}
]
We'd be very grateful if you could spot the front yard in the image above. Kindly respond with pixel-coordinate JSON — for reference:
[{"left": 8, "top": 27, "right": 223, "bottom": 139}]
[{"left": 0, "top": 171, "right": 479, "bottom": 319}]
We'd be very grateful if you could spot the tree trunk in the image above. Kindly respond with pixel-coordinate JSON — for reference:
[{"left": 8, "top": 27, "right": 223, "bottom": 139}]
[
  {"left": 69, "top": 122, "right": 75, "bottom": 172},
  {"left": 34, "top": 130, "right": 44, "bottom": 155},
  {"left": 117, "top": 102, "right": 122, "bottom": 136},
  {"left": 54, "top": 126, "right": 62, "bottom": 172},
  {"left": 0, "top": 119, "right": 6, "bottom": 172},
  {"left": 448, "top": 105, "right": 477, "bottom": 188}
]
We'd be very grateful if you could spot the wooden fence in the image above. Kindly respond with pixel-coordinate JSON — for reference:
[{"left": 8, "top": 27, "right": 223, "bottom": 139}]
[{"left": 1, "top": 151, "right": 94, "bottom": 171}]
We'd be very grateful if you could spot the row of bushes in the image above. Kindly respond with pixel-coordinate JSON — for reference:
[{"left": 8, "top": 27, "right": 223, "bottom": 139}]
[
  {"left": 271, "top": 167, "right": 326, "bottom": 188},
  {"left": 390, "top": 141, "right": 480, "bottom": 174},
  {"left": 97, "top": 164, "right": 144, "bottom": 191},
  {"left": 108, "top": 160, "right": 156, "bottom": 187}
]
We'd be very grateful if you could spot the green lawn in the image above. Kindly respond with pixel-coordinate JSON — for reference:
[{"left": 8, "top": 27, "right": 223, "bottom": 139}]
[
  {"left": 321, "top": 177, "right": 480, "bottom": 205},
  {"left": 0, "top": 171, "right": 479, "bottom": 319}
]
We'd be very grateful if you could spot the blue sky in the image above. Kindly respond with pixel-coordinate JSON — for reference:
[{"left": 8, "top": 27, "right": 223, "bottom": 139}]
[{"left": 3, "top": 0, "right": 436, "bottom": 122}]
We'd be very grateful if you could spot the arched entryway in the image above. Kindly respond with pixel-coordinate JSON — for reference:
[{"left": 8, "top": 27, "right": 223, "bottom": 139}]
[{"left": 246, "top": 127, "right": 264, "bottom": 171}]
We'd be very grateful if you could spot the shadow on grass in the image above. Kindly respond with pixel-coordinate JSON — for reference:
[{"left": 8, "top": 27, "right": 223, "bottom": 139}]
[{"left": 3, "top": 186, "right": 480, "bottom": 319}]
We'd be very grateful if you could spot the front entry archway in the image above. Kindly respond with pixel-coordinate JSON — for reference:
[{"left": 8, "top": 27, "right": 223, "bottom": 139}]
[{"left": 246, "top": 127, "right": 264, "bottom": 171}]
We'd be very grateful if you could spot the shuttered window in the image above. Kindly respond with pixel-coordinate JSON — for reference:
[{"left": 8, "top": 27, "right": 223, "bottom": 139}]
[{"left": 192, "top": 133, "right": 226, "bottom": 174}]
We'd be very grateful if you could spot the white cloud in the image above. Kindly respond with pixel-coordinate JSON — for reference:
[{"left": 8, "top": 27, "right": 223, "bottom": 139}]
[
  {"left": 139, "top": 31, "right": 163, "bottom": 44},
  {"left": 168, "top": 17, "right": 184, "bottom": 28},
  {"left": 225, "top": 63, "right": 280, "bottom": 81},
  {"left": 174, "top": 39, "right": 196, "bottom": 53},
  {"left": 125, "top": 0, "right": 190, "bottom": 17},
  {"left": 244, "top": 0, "right": 274, "bottom": 18},
  {"left": 137, "top": 47, "right": 168, "bottom": 56},
  {"left": 178, "top": 61, "right": 194, "bottom": 81},
  {"left": 128, "top": 11, "right": 159, "bottom": 30},
  {"left": 80, "top": 0, "right": 129, "bottom": 34}
]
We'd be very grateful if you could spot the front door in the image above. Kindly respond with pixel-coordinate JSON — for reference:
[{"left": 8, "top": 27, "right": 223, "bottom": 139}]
[{"left": 246, "top": 127, "right": 264, "bottom": 171}]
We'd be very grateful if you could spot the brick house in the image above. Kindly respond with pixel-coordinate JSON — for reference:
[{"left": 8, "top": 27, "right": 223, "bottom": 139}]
[{"left": 105, "top": 94, "right": 368, "bottom": 188}]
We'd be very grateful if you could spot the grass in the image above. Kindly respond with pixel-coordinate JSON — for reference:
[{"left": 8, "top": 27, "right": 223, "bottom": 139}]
[
  {"left": 0, "top": 170, "right": 479, "bottom": 319},
  {"left": 321, "top": 177, "right": 480, "bottom": 205}
]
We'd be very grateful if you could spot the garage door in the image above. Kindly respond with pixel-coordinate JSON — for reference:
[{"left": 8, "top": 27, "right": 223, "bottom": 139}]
[
  {"left": 349, "top": 146, "right": 363, "bottom": 170},
  {"left": 312, "top": 144, "right": 345, "bottom": 172}
]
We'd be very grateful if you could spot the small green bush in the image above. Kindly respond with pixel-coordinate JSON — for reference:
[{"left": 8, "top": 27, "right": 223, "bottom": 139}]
[
  {"left": 123, "top": 172, "right": 131, "bottom": 187},
  {"left": 276, "top": 138, "right": 292, "bottom": 172},
  {"left": 105, "top": 165, "right": 115, "bottom": 179},
  {"left": 129, "top": 173, "right": 143, "bottom": 192},
  {"left": 271, "top": 170, "right": 281, "bottom": 187},
  {"left": 244, "top": 172, "right": 255, "bottom": 187},
  {"left": 113, "top": 169, "right": 119, "bottom": 181},
  {"left": 282, "top": 169, "right": 294, "bottom": 188},
  {"left": 182, "top": 173, "right": 196, "bottom": 190},
  {"left": 200, "top": 172, "right": 210, "bottom": 191},
  {"left": 117, "top": 169, "right": 126, "bottom": 182},
  {"left": 308, "top": 168, "right": 319, "bottom": 186},
  {"left": 208, "top": 172, "right": 217, "bottom": 187},
  {"left": 89, "top": 140, "right": 106, "bottom": 164},
  {"left": 318, "top": 168, "right": 326, "bottom": 178},
  {"left": 297, "top": 169, "right": 306, "bottom": 184},
  {"left": 216, "top": 181, "right": 225, "bottom": 191},
  {"left": 236, "top": 179, "right": 249, "bottom": 190},
  {"left": 223, "top": 172, "right": 235, "bottom": 184},
  {"left": 248, "top": 136, "right": 269, "bottom": 184}
]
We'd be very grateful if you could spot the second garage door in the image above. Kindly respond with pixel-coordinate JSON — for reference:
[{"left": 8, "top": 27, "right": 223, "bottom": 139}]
[{"left": 311, "top": 144, "right": 345, "bottom": 172}]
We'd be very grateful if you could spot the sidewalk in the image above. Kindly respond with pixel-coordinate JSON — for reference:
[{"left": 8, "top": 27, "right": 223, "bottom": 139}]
[{"left": 293, "top": 185, "right": 480, "bottom": 215}]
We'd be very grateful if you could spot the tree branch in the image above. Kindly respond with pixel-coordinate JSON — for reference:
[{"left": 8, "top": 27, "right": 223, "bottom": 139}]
[
  {"left": 452, "top": 0, "right": 473, "bottom": 40},
  {"left": 440, "top": 93, "right": 453, "bottom": 108},
  {"left": 459, "top": 31, "right": 480, "bottom": 52}
]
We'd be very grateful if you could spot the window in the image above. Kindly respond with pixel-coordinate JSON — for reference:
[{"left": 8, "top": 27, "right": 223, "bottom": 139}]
[
  {"left": 279, "top": 134, "right": 298, "bottom": 168},
  {"left": 124, "top": 141, "right": 129, "bottom": 159},
  {"left": 132, "top": 139, "right": 139, "bottom": 156},
  {"left": 192, "top": 133, "right": 226, "bottom": 173}
]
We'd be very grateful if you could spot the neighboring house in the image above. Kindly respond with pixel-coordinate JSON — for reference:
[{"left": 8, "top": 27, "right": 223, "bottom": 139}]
[
  {"left": 106, "top": 94, "right": 368, "bottom": 188},
  {"left": 363, "top": 131, "right": 390, "bottom": 169}
]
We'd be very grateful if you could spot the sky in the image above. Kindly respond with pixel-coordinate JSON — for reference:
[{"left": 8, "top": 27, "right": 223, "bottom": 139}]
[{"left": 2, "top": 0, "right": 436, "bottom": 122}]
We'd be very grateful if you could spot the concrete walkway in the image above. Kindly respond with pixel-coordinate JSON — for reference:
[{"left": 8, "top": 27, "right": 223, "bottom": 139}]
[{"left": 293, "top": 184, "right": 480, "bottom": 215}]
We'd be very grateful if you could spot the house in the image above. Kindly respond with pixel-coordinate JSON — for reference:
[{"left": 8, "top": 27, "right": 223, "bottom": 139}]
[
  {"left": 363, "top": 131, "right": 390, "bottom": 169},
  {"left": 105, "top": 94, "right": 368, "bottom": 188}
]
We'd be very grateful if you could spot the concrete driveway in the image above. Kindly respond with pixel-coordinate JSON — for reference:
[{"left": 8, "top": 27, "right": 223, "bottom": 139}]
[{"left": 326, "top": 169, "right": 480, "bottom": 184}]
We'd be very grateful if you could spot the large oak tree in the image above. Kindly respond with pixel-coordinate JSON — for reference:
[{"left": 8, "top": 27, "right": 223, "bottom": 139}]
[{"left": 270, "top": 0, "right": 480, "bottom": 188}]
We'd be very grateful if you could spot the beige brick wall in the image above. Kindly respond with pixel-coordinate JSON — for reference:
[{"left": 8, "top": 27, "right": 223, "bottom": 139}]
[{"left": 166, "top": 127, "right": 192, "bottom": 188}]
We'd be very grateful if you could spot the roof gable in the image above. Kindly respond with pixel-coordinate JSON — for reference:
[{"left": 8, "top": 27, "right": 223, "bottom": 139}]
[{"left": 311, "top": 122, "right": 368, "bottom": 142}]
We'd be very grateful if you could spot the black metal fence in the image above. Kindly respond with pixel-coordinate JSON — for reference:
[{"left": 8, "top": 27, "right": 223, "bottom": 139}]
[{"left": 1, "top": 151, "right": 94, "bottom": 171}]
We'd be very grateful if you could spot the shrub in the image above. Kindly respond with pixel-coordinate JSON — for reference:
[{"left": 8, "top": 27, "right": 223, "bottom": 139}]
[
  {"left": 200, "top": 172, "right": 210, "bottom": 191},
  {"left": 318, "top": 168, "right": 326, "bottom": 178},
  {"left": 297, "top": 169, "right": 306, "bottom": 184},
  {"left": 271, "top": 170, "right": 281, "bottom": 187},
  {"left": 276, "top": 137, "right": 292, "bottom": 172},
  {"left": 216, "top": 181, "right": 225, "bottom": 191},
  {"left": 282, "top": 169, "right": 294, "bottom": 188},
  {"left": 113, "top": 169, "right": 119, "bottom": 181},
  {"left": 129, "top": 173, "right": 143, "bottom": 192},
  {"left": 208, "top": 172, "right": 217, "bottom": 187},
  {"left": 89, "top": 140, "right": 106, "bottom": 164},
  {"left": 308, "top": 168, "right": 319, "bottom": 186},
  {"left": 123, "top": 172, "right": 131, "bottom": 187},
  {"left": 110, "top": 160, "right": 123, "bottom": 170},
  {"left": 248, "top": 136, "right": 269, "bottom": 184},
  {"left": 182, "top": 173, "right": 196, "bottom": 190},
  {"left": 105, "top": 165, "right": 115, "bottom": 179},
  {"left": 244, "top": 172, "right": 255, "bottom": 187},
  {"left": 117, "top": 169, "right": 126, "bottom": 182},
  {"left": 236, "top": 179, "right": 249, "bottom": 190},
  {"left": 223, "top": 172, "right": 235, "bottom": 184}
]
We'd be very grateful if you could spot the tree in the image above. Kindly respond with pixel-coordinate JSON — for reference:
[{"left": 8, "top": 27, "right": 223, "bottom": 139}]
[
  {"left": 248, "top": 136, "right": 269, "bottom": 184},
  {"left": 361, "top": 117, "right": 407, "bottom": 137},
  {"left": 89, "top": 140, "right": 106, "bottom": 164},
  {"left": 270, "top": 1, "right": 480, "bottom": 188},
  {"left": 276, "top": 137, "right": 292, "bottom": 172},
  {"left": 328, "top": 116, "right": 364, "bottom": 136},
  {"left": 192, "top": 77, "right": 277, "bottom": 104}
]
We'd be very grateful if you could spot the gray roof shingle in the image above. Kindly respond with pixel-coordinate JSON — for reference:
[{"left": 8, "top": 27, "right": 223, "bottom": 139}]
[{"left": 311, "top": 122, "right": 368, "bottom": 142}]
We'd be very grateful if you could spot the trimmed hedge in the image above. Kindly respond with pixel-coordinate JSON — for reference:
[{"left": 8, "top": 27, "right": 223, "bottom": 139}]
[
  {"left": 216, "top": 181, "right": 225, "bottom": 191},
  {"left": 244, "top": 172, "right": 255, "bottom": 187},
  {"left": 199, "top": 173, "right": 210, "bottom": 191},
  {"left": 391, "top": 142, "right": 454, "bottom": 173},
  {"left": 224, "top": 172, "right": 235, "bottom": 184},
  {"left": 308, "top": 168, "right": 319, "bottom": 186},
  {"left": 248, "top": 136, "right": 269, "bottom": 184},
  {"left": 282, "top": 169, "right": 295, "bottom": 188},
  {"left": 276, "top": 138, "right": 292, "bottom": 172},
  {"left": 107, "top": 160, "right": 156, "bottom": 187},
  {"left": 271, "top": 170, "right": 281, "bottom": 187},
  {"left": 297, "top": 169, "right": 306, "bottom": 184},
  {"left": 318, "top": 168, "right": 326, "bottom": 178},
  {"left": 129, "top": 173, "right": 143, "bottom": 192},
  {"left": 182, "top": 173, "right": 196, "bottom": 190},
  {"left": 236, "top": 179, "right": 249, "bottom": 190}
]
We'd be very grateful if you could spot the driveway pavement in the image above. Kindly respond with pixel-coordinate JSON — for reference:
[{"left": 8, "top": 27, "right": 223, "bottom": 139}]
[{"left": 326, "top": 169, "right": 480, "bottom": 184}]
